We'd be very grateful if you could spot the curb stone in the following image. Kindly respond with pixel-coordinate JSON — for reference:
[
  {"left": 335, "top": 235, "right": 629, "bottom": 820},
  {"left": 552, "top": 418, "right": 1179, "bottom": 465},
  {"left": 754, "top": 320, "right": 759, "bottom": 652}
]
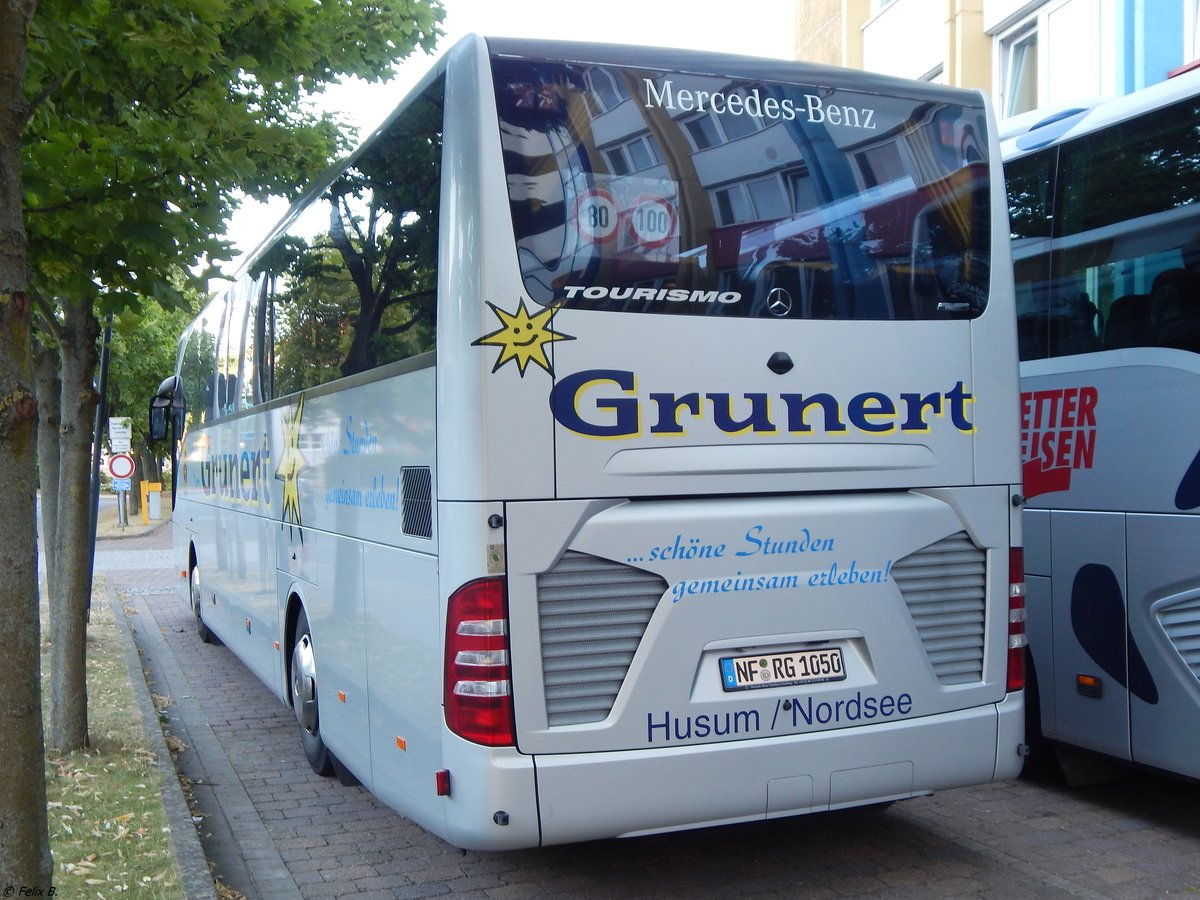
[
  {"left": 106, "top": 579, "right": 217, "bottom": 900},
  {"left": 119, "top": 586, "right": 303, "bottom": 900}
]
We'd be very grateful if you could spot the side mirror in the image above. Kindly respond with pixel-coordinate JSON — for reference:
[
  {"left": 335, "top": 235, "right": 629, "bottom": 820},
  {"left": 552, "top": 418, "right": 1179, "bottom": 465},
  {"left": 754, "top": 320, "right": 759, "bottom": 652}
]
[
  {"left": 149, "top": 404, "right": 169, "bottom": 442},
  {"left": 149, "top": 375, "right": 184, "bottom": 443}
]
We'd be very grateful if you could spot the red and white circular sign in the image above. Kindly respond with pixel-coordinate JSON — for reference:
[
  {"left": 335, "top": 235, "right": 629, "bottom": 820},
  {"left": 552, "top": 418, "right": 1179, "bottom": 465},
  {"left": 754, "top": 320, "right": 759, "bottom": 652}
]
[
  {"left": 572, "top": 189, "right": 619, "bottom": 243},
  {"left": 627, "top": 194, "right": 677, "bottom": 249},
  {"left": 107, "top": 452, "right": 135, "bottom": 479}
]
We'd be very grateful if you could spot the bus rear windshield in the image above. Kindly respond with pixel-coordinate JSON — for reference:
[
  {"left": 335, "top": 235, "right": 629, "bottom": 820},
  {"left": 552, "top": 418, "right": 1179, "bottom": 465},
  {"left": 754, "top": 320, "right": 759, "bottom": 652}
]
[{"left": 493, "top": 56, "right": 991, "bottom": 320}]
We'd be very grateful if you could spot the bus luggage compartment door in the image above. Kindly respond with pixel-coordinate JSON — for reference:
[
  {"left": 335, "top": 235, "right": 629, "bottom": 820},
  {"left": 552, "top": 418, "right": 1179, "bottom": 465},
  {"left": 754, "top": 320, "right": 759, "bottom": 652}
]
[{"left": 504, "top": 489, "right": 1013, "bottom": 759}]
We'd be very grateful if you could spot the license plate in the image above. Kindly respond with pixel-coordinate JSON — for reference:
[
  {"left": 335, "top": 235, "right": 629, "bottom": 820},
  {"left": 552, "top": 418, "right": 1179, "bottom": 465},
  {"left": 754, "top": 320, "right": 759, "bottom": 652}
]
[{"left": 720, "top": 647, "right": 845, "bottom": 691}]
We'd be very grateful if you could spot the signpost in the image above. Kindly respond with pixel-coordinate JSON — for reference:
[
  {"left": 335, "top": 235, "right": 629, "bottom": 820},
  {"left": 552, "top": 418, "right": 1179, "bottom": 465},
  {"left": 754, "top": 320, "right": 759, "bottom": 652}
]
[{"left": 108, "top": 418, "right": 134, "bottom": 529}]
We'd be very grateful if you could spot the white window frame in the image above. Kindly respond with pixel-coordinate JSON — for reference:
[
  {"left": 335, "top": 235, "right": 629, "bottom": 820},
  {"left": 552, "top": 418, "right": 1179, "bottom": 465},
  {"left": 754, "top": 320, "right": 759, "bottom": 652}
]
[
  {"left": 1188, "top": 0, "right": 1200, "bottom": 65},
  {"left": 993, "top": 0, "right": 1121, "bottom": 120},
  {"left": 602, "top": 133, "right": 663, "bottom": 176},
  {"left": 679, "top": 87, "right": 766, "bottom": 152},
  {"left": 585, "top": 67, "right": 628, "bottom": 114},
  {"left": 997, "top": 19, "right": 1040, "bottom": 119}
]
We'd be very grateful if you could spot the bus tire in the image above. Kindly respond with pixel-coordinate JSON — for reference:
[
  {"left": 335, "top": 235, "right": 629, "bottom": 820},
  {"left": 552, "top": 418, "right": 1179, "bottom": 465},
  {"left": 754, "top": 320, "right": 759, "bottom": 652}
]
[
  {"left": 291, "top": 608, "right": 334, "bottom": 776},
  {"left": 190, "top": 564, "right": 214, "bottom": 645},
  {"left": 1020, "top": 650, "right": 1059, "bottom": 781}
]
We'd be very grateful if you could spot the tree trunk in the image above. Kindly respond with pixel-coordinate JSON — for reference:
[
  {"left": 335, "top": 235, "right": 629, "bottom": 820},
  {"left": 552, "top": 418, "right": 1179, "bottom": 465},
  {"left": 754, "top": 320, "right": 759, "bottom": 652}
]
[
  {"left": 0, "top": 0, "right": 53, "bottom": 888},
  {"left": 141, "top": 444, "right": 162, "bottom": 483},
  {"left": 47, "top": 298, "right": 99, "bottom": 753},
  {"left": 34, "top": 340, "right": 60, "bottom": 592},
  {"left": 129, "top": 461, "right": 141, "bottom": 516}
]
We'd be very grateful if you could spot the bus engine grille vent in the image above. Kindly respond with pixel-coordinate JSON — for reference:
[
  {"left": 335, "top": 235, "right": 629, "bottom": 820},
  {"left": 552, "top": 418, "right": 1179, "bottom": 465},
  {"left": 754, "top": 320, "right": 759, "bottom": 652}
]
[
  {"left": 892, "top": 531, "right": 987, "bottom": 685},
  {"left": 401, "top": 467, "right": 432, "bottom": 539},
  {"left": 1157, "top": 594, "right": 1200, "bottom": 681},
  {"left": 536, "top": 551, "right": 667, "bottom": 727}
]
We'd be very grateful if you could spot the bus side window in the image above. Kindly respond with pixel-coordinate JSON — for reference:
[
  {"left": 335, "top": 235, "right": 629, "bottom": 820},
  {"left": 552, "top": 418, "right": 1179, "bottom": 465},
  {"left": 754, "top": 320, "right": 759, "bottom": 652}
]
[
  {"left": 178, "top": 294, "right": 224, "bottom": 426},
  {"left": 1103, "top": 293, "right": 1151, "bottom": 349},
  {"left": 1047, "top": 292, "right": 1100, "bottom": 357},
  {"left": 1150, "top": 268, "right": 1200, "bottom": 351},
  {"left": 205, "top": 373, "right": 230, "bottom": 420}
]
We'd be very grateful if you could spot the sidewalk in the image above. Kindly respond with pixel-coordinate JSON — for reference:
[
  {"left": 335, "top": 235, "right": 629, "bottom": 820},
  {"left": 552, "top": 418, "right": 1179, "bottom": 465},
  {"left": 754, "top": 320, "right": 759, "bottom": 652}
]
[
  {"left": 117, "top": 582, "right": 302, "bottom": 898},
  {"left": 97, "top": 517, "right": 302, "bottom": 899},
  {"left": 103, "top": 569, "right": 216, "bottom": 900},
  {"left": 95, "top": 491, "right": 172, "bottom": 541}
]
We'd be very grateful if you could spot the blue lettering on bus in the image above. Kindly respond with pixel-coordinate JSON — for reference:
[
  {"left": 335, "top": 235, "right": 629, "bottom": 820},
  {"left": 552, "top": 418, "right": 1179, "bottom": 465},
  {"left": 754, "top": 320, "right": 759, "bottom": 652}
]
[
  {"left": 737, "top": 524, "right": 834, "bottom": 556},
  {"left": 807, "top": 559, "right": 893, "bottom": 587},
  {"left": 790, "top": 691, "right": 913, "bottom": 727},
  {"left": 645, "top": 533, "right": 726, "bottom": 562},
  {"left": 199, "top": 439, "right": 272, "bottom": 507},
  {"left": 325, "top": 475, "right": 401, "bottom": 511},
  {"left": 342, "top": 416, "right": 380, "bottom": 455},
  {"left": 549, "top": 369, "right": 974, "bottom": 439},
  {"left": 647, "top": 708, "right": 761, "bottom": 743}
]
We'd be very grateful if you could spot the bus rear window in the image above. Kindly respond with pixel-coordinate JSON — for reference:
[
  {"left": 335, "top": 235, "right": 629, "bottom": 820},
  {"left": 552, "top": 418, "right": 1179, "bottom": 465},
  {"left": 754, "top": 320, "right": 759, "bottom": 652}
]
[{"left": 493, "top": 57, "right": 991, "bottom": 320}]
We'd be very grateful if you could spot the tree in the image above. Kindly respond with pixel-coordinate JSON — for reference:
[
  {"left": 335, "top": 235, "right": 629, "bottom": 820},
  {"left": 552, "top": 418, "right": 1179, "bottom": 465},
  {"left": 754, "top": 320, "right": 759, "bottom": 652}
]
[
  {"left": 0, "top": 18, "right": 448, "bottom": 896},
  {"left": 20, "top": 0, "right": 443, "bottom": 756},
  {"left": 0, "top": 0, "right": 52, "bottom": 889}
]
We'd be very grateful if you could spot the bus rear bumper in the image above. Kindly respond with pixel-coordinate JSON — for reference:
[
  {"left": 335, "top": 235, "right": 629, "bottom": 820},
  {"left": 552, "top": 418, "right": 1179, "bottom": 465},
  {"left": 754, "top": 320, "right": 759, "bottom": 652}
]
[{"left": 533, "top": 694, "right": 1023, "bottom": 846}]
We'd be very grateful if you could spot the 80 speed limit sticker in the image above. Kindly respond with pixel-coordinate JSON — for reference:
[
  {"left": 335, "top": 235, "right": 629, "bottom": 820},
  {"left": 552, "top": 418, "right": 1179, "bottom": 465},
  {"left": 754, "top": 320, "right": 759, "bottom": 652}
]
[{"left": 572, "top": 189, "right": 619, "bottom": 243}]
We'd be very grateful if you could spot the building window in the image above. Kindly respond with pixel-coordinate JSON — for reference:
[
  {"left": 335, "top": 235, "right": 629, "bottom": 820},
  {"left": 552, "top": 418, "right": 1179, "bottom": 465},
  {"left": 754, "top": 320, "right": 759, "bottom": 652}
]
[
  {"left": 1003, "top": 24, "right": 1039, "bottom": 118},
  {"left": 994, "top": 0, "right": 1110, "bottom": 119},
  {"left": 1189, "top": 0, "right": 1200, "bottom": 65},
  {"left": 585, "top": 68, "right": 628, "bottom": 113},
  {"left": 684, "top": 114, "right": 722, "bottom": 150},
  {"left": 712, "top": 168, "right": 812, "bottom": 227},
  {"left": 713, "top": 184, "right": 753, "bottom": 225},
  {"left": 680, "top": 88, "right": 766, "bottom": 151},
  {"left": 603, "top": 133, "right": 663, "bottom": 175}
]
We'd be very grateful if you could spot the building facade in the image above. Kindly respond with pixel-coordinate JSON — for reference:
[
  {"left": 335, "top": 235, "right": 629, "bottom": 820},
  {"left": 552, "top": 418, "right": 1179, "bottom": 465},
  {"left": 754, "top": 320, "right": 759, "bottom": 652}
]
[{"left": 799, "top": 0, "right": 1198, "bottom": 119}]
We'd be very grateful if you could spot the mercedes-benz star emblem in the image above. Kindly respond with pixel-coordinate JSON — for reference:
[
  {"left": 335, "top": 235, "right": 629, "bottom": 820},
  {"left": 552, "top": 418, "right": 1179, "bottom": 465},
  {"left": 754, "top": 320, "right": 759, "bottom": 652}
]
[{"left": 766, "top": 287, "right": 793, "bottom": 317}]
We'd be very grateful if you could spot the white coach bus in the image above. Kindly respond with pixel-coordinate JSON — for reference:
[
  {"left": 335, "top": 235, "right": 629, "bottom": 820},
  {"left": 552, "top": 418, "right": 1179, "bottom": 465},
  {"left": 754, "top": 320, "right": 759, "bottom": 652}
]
[
  {"left": 150, "top": 35, "right": 1025, "bottom": 849},
  {"left": 1003, "top": 66, "right": 1200, "bottom": 782}
]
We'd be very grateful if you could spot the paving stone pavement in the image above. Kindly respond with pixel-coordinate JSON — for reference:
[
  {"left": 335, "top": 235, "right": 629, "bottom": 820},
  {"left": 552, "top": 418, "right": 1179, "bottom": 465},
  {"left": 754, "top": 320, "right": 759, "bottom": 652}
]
[{"left": 98, "top": 524, "right": 1200, "bottom": 899}]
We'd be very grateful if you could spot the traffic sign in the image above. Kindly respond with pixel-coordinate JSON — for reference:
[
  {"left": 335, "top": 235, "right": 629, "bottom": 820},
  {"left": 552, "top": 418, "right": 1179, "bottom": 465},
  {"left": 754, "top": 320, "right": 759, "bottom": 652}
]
[
  {"left": 108, "top": 416, "right": 132, "bottom": 453},
  {"left": 572, "top": 189, "right": 619, "bottom": 243},
  {"left": 107, "top": 452, "right": 136, "bottom": 480},
  {"left": 627, "top": 195, "right": 677, "bottom": 249},
  {"left": 111, "top": 477, "right": 132, "bottom": 492}
]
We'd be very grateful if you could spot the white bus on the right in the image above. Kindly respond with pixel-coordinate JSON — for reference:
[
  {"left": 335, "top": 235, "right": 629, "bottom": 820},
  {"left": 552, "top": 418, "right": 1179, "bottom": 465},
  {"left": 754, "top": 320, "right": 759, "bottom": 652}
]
[{"left": 1003, "top": 66, "right": 1200, "bottom": 781}]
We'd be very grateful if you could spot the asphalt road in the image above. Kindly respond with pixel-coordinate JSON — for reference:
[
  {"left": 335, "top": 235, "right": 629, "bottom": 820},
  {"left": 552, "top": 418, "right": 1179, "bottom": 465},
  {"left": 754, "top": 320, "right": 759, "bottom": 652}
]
[{"left": 100, "top": 526, "right": 1200, "bottom": 899}]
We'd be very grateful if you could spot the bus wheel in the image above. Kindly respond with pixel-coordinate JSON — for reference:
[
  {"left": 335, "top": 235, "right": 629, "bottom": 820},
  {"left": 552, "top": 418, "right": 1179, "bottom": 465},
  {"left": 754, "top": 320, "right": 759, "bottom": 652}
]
[
  {"left": 190, "top": 565, "right": 213, "bottom": 644},
  {"left": 291, "top": 609, "right": 334, "bottom": 776},
  {"left": 1020, "top": 651, "right": 1059, "bottom": 781}
]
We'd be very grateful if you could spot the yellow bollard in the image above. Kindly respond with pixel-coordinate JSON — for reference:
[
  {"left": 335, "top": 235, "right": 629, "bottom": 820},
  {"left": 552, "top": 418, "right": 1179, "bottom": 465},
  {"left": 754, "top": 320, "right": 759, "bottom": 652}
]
[{"left": 140, "top": 481, "right": 162, "bottom": 524}]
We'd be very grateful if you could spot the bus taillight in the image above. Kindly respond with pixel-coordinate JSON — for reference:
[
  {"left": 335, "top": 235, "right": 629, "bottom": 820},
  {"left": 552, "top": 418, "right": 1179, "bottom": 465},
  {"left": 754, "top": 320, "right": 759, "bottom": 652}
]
[
  {"left": 1008, "top": 548, "right": 1028, "bottom": 693},
  {"left": 445, "top": 577, "right": 515, "bottom": 747}
]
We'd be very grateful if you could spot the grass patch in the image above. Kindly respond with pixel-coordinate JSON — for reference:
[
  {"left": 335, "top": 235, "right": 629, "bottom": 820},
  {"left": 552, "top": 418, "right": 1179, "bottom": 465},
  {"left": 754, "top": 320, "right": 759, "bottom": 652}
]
[{"left": 41, "top": 577, "right": 185, "bottom": 899}]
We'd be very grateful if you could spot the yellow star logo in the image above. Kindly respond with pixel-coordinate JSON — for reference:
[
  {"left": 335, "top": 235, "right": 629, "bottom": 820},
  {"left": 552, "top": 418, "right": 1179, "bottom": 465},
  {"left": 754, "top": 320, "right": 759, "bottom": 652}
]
[
  {"left": 276, "top": 395, "right": 306, "bottom": 526},
  {"left": 472, "top": 299, "right": 574, "bottom": 377}
]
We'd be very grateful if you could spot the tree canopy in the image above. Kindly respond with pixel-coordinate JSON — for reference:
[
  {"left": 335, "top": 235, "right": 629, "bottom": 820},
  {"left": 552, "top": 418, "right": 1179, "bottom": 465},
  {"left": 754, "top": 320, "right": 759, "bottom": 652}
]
[
  {"left": 0, "top": 0, "right": 445, "bottom": 886},
  {"left": 22, "top": 0, "right": 443, "bottom": 312}
]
